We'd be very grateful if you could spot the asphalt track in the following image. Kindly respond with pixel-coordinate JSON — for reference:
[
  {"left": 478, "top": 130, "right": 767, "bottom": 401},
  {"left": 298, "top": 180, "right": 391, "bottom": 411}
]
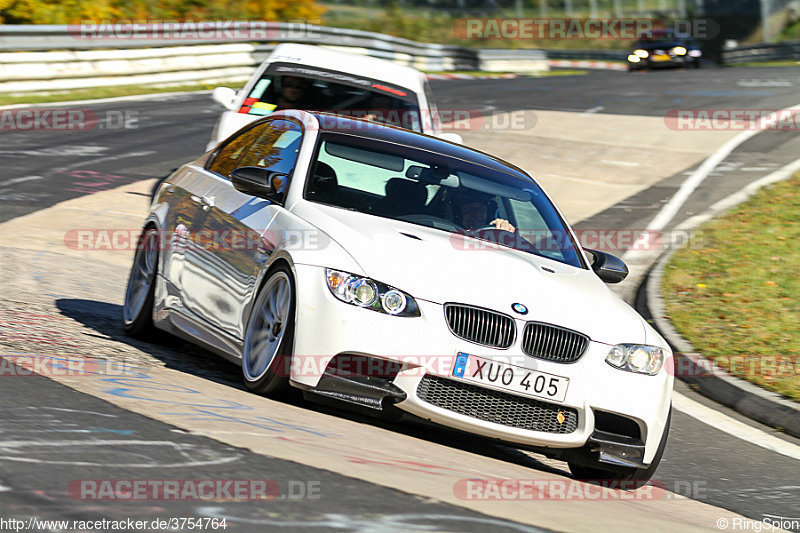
[
  {"left": 1, "top": 66, "right": 800, "bottom": 531},
  {"left": 0, "top": 361, "right": 545, "bottom": 532}
]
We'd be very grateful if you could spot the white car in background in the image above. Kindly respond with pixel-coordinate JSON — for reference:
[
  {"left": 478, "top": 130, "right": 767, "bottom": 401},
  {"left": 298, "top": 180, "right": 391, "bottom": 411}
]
[{"left": 207, "top": 43, "right": 458, "bottom": 150}]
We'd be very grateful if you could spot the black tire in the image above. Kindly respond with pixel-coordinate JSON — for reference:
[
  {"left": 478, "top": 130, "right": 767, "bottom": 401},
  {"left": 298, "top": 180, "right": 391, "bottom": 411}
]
[
  {"left": 241, "top": 265, "right": 296, "bottom": 396},
  {"left": 122, "top": 227, "right": 159, "bottom": 338},
  {"left": 569, "top": 408, "right": 671, "bottom": 485}
]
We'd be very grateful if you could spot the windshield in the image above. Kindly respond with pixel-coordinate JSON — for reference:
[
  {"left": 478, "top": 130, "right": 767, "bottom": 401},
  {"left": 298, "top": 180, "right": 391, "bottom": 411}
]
[
  {"left": 237, "top": 63, "right": 423, "bottom": 132},
  {"left": 634, "top": 34, "right": 694, "bottom": 48},
  {"left": 304, "top": 134, "right": 584, "bottom": 268}
]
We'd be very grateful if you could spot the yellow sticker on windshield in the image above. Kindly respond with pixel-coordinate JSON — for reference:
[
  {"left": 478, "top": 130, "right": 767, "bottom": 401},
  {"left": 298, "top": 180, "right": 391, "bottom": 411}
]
[{"left": 249, "top": 102, "right": 277, "bottom": 116}]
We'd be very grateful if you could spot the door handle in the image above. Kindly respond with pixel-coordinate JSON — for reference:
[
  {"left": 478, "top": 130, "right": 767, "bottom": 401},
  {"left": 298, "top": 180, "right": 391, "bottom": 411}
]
[
  {"left": 191, "top": 195, "right": 215, "bottom": 211},
  {"left": 257, "top": 233, "right": 274, "bottom": 255}
]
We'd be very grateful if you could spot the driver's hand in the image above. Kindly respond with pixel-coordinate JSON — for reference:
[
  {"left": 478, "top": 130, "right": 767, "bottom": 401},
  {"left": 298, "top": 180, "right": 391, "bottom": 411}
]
[{"left": 490, "top": 218, "right": 516, "bottom": 233}]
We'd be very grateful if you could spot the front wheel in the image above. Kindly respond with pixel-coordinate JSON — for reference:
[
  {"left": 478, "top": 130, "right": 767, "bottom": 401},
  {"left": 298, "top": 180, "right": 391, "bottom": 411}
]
[
  {"left": 241, "top": 266, "right": 295, "bottom": 396},
  {"left": 569, "top": 408, "right": 671, "bottom": 484},
  {"left": 122, "top": 227, "right": 159, "bottom": 337}
]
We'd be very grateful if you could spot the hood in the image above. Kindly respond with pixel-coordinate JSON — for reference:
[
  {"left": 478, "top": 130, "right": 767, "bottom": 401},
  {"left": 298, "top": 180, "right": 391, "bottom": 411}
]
[{"left": 291, "top": 201, "right": 646, "bottom": 345}]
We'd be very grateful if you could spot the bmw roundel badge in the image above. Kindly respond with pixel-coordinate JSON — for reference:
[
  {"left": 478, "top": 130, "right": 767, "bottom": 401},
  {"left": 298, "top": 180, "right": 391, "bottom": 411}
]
[{"left": 512, "top": 303, "right": 528, "bottom": 315}]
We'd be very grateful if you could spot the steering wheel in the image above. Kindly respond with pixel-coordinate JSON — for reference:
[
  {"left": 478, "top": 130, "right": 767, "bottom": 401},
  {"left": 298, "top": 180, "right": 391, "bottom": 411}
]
[{"left": 468, "top": 224, "right": 503, "bottom": 232}]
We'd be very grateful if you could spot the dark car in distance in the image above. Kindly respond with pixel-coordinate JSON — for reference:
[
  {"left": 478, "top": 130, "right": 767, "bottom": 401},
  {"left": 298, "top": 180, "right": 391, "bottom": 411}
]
[{"left": 627, "top": 30, "right": 702, "bottom": 71}]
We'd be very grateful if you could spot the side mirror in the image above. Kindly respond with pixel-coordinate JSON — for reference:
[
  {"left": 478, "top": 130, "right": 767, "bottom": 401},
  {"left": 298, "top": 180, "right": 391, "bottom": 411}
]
[
  {"left": 212, "top": 87, "right": 238, "bottom": 111},
  {"left": 230, "top": 167, "right": 288, "bottom": 203},
  {"left": 437, "top": 132, "right": 463, "bottom": 144},
  {"left": 585, "top": 248, "right": 628, "bottom": 284}
]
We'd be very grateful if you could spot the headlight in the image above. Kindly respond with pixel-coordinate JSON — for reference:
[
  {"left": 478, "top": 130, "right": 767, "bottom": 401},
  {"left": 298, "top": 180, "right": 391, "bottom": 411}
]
[
  {"left": 634, "top": 49, "right": 649, "bottom": 58},
  {"left": 381, "top": 290, "right": 408, "bottom": 315},
  {"left": 627, "top": 54, "right": 641, "bottom": 63},
  {"left": 689, "top": 49, "right": 702, "bottom": 57},
  {"left": 673, "top": 46, "right": 687, "bottom": 55},
  {"left": 348, "top": 278, "right": 378, "bottom": 307},
  {"left": 325, "top": 269, "right": 420, "bottom": 317},
  {"left": 605, "top": 344, "right": 664, "bottom": 375}
]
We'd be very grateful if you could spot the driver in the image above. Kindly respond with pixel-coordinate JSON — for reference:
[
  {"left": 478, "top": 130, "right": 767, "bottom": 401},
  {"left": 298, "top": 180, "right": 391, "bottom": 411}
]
[
  {"left": 275, "top": 76, "right": 310, "bottom": 111},
  {"left": 452, "top": 189, "right": 515, "bottom": 233},
  {"left": 363, "top": 93, "right": 398, "bottom": 125}
]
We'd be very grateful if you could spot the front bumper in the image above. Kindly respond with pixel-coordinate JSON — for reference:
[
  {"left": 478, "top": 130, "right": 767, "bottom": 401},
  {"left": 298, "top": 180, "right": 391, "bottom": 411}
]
[
  {"left": 291, "top": 264, "right": 672, "bottom": 464},
  {"left": 630, "top": 55, "right": 696, "bottom": 68}
]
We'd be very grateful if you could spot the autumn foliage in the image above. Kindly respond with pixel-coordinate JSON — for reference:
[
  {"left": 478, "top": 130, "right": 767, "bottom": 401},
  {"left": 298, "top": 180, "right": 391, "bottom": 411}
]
[{"left": 0, "top": 0, "right": 324, "bottom": 24}]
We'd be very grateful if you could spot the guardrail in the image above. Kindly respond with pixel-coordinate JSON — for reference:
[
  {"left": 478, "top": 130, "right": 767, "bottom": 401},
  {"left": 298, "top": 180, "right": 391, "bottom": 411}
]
[
  {"left": 0, "top": 44, "right": 259, "bottom": 93},
  {"left": 542, "top": 49, "right": 628, "bottom": 61},
  {"left": 0, "top": 22, "right": 478, "bottom": 66},
  {"left": 0, "top": 22, "right": 625, "bottom": 94},
  {"left": 721, "top": 39, "right": 800, "bottom": 64}
]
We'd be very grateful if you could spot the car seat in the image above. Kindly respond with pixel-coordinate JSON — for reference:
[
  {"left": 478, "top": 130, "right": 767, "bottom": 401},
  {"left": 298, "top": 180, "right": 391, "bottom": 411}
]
[
  {"left": 307, "top": 162, "right": 339, "bottom": 204},
  {"left": 376, "top": 178, "right": 428, "bottom": 217}
]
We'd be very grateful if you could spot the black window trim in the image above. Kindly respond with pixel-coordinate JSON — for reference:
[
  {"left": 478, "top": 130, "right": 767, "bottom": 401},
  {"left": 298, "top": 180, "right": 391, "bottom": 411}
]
[{"left": 205, "top": 116, "right": 306, "bottom": 180}]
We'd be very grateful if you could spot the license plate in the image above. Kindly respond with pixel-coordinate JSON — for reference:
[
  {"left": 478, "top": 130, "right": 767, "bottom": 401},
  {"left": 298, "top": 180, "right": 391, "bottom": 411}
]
[
  {"left": 652, "top": 54, "right": 671, "bottom": 62},
  {"left": 451, "top": 353, "right": 569, "bottom": 403}
]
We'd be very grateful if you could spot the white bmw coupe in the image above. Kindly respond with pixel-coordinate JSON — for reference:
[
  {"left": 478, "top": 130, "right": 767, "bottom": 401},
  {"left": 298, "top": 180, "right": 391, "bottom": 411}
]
[{"left": 124, "top": 110, "right": 673, "bottom": 482}]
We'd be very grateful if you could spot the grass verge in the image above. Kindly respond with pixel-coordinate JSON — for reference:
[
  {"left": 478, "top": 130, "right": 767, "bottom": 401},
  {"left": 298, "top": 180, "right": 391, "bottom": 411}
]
[
  {"left": 0, "top": 83, "right": 219, "bottom": 106},
  {"left": 725, "top": 61, "right": 800, "bottom": 68},
  {"left": 661, "top": 174, "right": 800, "bottom": 402}
]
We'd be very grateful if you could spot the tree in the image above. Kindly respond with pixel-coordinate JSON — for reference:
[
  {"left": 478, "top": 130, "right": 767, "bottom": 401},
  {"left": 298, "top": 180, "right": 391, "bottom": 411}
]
[{"left": 0, "top": 0, "right": 324, "bottom": 24}]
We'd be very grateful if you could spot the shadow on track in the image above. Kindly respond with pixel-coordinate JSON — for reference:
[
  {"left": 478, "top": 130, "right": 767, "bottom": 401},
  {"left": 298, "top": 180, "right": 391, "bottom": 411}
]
[{"left": 55, "top": 297, "right": 571, "bottom": 479}]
